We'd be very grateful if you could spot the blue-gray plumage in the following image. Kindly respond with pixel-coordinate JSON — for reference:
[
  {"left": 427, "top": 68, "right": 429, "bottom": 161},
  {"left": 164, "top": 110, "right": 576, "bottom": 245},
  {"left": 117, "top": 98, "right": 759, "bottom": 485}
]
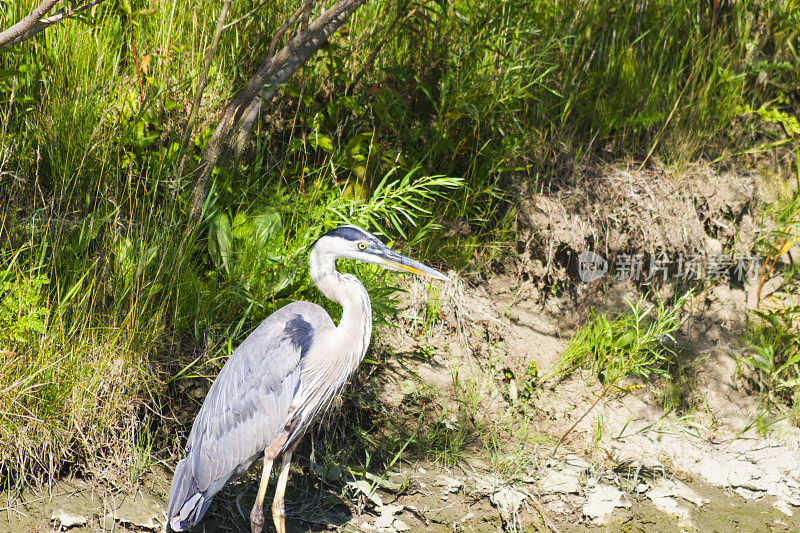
[{"left": 167, "top": 225, "right": 449, "bottom": 532}]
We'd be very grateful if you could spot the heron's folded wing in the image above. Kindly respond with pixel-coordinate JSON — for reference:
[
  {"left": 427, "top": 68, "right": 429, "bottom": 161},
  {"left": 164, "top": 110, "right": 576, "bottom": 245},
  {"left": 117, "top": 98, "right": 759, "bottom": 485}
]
[{"left": 183, "top": 301, "right": 332, "bottom": 493}]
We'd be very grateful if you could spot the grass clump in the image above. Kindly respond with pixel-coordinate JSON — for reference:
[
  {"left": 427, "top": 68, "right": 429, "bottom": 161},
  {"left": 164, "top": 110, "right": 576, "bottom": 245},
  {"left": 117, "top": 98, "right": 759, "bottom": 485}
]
[
  {"left": 0, "top": 257, "right": 156, "bottom": 488},
  {"left": 743, "top": 193, "right": 800, "bottom": 423},
  {"left": 557, "top": 294, "right": 690, "bottom": 387},
  {"left": 0, "top": 271, "right": 48, "bottom": 346},
  {"left": 743, "top": 311, "right": 800, "bottom": 418}
]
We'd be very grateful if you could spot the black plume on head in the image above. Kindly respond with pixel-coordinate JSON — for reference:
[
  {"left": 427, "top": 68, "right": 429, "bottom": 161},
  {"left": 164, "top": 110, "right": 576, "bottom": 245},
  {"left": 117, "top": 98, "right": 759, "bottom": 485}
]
[
  {"left": 290, "top": 226, "right": 379, "bottom": 280},
  {"left": 322, "top": 225, "right": 384, "bottom": 246},
  {"left": 322, "top": 225, "right": 369, "bottom": 242}
]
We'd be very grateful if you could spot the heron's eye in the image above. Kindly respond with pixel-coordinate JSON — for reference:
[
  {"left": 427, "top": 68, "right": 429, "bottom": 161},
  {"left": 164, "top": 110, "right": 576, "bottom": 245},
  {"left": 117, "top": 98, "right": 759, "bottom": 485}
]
[{"left": 357, "top": 242, "right": 367, "bottom": 250}]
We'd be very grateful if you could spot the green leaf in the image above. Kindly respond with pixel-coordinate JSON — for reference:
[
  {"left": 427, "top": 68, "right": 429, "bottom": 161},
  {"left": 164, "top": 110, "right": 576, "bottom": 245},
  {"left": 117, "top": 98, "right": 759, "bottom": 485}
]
[
  {"left": 231, "top": 212, "right": 253, "bottom": 240},
  {"left": 338, "top": 96, "right": 364, "bottom": 115},
  {"left": 70, "top": 205, "right": 117, "bottom": 255},
  {"left": 312, "top": 132, "right": 334, "bottom": 152},
  {"left": 209, "top": 213, "right": 233, "bottom": 275},
  {"left": 114, "top": 237, "right": 135, "bottom": 296},
  {"left": 252, "top": 209, "right": 282, "bottom": 251},
  {"left": 617, "top": 331, "right": 637, "bottom": 348},
  {"left": 345, "top": 132, "right": 372, "bottom": 157}
]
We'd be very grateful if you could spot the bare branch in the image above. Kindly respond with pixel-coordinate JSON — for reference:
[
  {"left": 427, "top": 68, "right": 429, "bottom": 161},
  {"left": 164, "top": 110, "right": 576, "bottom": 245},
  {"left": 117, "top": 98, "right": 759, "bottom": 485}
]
[
  {"left": 0, "top": 0, "right": 59, "bottom": 49},
  {"left": 189, "top": 0, "right": 369, "bottom": 218},
  {"left": 39, "top": 0, "right": 106, "bottom": 24},
  {"left": 0, "top": 0, "right": 108, "bottom": 49},
  {"left": 230, "top": 3, "right": 309, "bottom": 156}
]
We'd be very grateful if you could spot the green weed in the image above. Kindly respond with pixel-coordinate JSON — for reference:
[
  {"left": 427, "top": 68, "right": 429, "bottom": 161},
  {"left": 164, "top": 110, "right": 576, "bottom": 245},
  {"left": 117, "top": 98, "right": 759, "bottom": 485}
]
[
  {"left": 743, "top": 318, "right": 800, "bottom": 409},
  {"left": 556, "top": 293, "right": 691, "bottom": 387},
  {"left": 0, "top": 272, "right": 49, "bottom": 346},
  {"left": 744, "top": 194, "right": 800, "bottom": 420}
]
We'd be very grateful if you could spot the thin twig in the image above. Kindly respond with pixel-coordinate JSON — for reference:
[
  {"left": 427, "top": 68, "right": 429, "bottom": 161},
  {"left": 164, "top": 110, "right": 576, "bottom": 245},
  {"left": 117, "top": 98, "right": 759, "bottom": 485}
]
[
  {"left": 223, "top": 0, "right": 270, "bottom": 31},
  {"left": 550, "top": 358, "right": 634, "bottom": 457},
  {"left": 176, "top": 0, "right": 233, "bottom": 180},
  {"left": 39, "top": 0, "right": 107, "bottom": 24},
  {"left": 131, "top": 29, "right": 145, "bottom": 101},
  {"left": 756, "top": 227, "right": 798, "bottom": 308},
  {"left": 529, "top": 494, "right": 561, "bottom": 533}
]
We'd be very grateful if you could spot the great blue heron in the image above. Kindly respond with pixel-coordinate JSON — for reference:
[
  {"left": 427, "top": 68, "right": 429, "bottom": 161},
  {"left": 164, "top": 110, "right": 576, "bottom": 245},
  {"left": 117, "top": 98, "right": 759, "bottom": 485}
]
[{"left": 167, "top": 225, "right": 448, "bottom": 532}]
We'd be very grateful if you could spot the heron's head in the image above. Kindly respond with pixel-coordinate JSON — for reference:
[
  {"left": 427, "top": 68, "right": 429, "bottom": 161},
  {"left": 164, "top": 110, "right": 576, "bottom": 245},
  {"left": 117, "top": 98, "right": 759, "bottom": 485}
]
[{"left": 312, "top": 225, "right": 449, "bottom": 281}]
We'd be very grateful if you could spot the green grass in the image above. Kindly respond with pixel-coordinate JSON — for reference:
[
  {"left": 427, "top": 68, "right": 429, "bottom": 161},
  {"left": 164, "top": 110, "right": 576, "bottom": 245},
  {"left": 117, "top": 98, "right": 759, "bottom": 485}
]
[
  {"left": 0, "top": 0, "right": 798, "bottom": 488},
  {"left": 742, "top": 192, "right": 800, "bottom": 423},
  {"left": 743, "top": 314, "right": 800, "bottom": 416},
  {"left": 555, "top": 293, "right": 691, "bottom": 388}
]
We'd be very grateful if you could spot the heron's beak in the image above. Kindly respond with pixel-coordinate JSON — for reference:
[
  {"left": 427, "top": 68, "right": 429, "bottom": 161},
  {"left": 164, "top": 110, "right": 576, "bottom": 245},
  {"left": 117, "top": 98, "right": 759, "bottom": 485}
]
[{"left": 374, "top": 248, "right": 450, "bottom": 281}]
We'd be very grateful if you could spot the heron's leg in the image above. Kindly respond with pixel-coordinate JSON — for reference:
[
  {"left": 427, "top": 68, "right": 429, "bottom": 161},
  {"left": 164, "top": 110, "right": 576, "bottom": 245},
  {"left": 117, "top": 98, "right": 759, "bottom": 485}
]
[
  {"left": 250, "top": 454, "right": 275, "bottom": 533},
  {"left": 271, "top": 442, "right": 297, "bottom": 533}
]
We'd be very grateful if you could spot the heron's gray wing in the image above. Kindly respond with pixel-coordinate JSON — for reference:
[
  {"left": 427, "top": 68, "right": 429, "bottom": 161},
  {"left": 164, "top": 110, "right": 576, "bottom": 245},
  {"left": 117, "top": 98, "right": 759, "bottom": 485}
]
[{"left": 167, "top": 301, "right": 333, "bottom": 530}]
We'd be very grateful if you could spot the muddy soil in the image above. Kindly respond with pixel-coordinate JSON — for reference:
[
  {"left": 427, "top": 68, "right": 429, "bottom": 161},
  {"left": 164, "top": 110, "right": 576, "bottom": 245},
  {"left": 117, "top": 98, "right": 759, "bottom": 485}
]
[
  {"left": 5, "top": 456, "right": 798, "bottom": 532},
  {"left": 4, "top": 164, "right": 800, "bottom": 532}
]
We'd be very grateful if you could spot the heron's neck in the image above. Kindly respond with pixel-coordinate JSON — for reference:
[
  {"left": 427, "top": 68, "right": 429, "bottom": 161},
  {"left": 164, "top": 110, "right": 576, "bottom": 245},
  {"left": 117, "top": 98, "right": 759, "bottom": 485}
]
[{"left": 309, "top": 252, "right": 373, "bottom": 363}]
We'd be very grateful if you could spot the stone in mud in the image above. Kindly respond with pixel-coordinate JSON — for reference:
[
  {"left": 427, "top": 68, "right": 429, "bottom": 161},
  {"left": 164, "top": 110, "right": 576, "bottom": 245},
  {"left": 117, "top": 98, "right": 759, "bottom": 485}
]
[
  {"left": 101, "top": 492, "right": 165, "bottom": 531},
  {"left": 774, "top": 499, "right": 794, "bottom": 517},
  {"left": 646, "top": 478, "right": 708, "bottom": 529},
  {"left": 51, "top": 508, "right": 88, "bottom": 529},
  {"left": 583, "top": 484, "right": 629, "bottom": 525},
  {"left": 347, "top": 479, "right": 384, "bottom": 508},
  {"left": 563, "top": 454, "right": 590, "bottom": 471},
  {"left": 539, "top": 468, "right": 580, "bottom": 494},
  {"left": 364, "top": 504, "right": 406, "bottom": 532},
  {"left": 433, "top": 474, "right": 463, "bottom": 494},
  {"left": 489, "top": 484, "right": 530, "bottom": 526},
  {"left": 647, "top": 478, "right": 708, "bottom": 507}
]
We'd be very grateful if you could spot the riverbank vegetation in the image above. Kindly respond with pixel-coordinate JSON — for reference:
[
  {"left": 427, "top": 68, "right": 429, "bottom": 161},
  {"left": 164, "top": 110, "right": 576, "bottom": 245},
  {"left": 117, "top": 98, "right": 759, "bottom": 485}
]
[{"left": 1, "top": 0, "right": 798, "bottom": 488}]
